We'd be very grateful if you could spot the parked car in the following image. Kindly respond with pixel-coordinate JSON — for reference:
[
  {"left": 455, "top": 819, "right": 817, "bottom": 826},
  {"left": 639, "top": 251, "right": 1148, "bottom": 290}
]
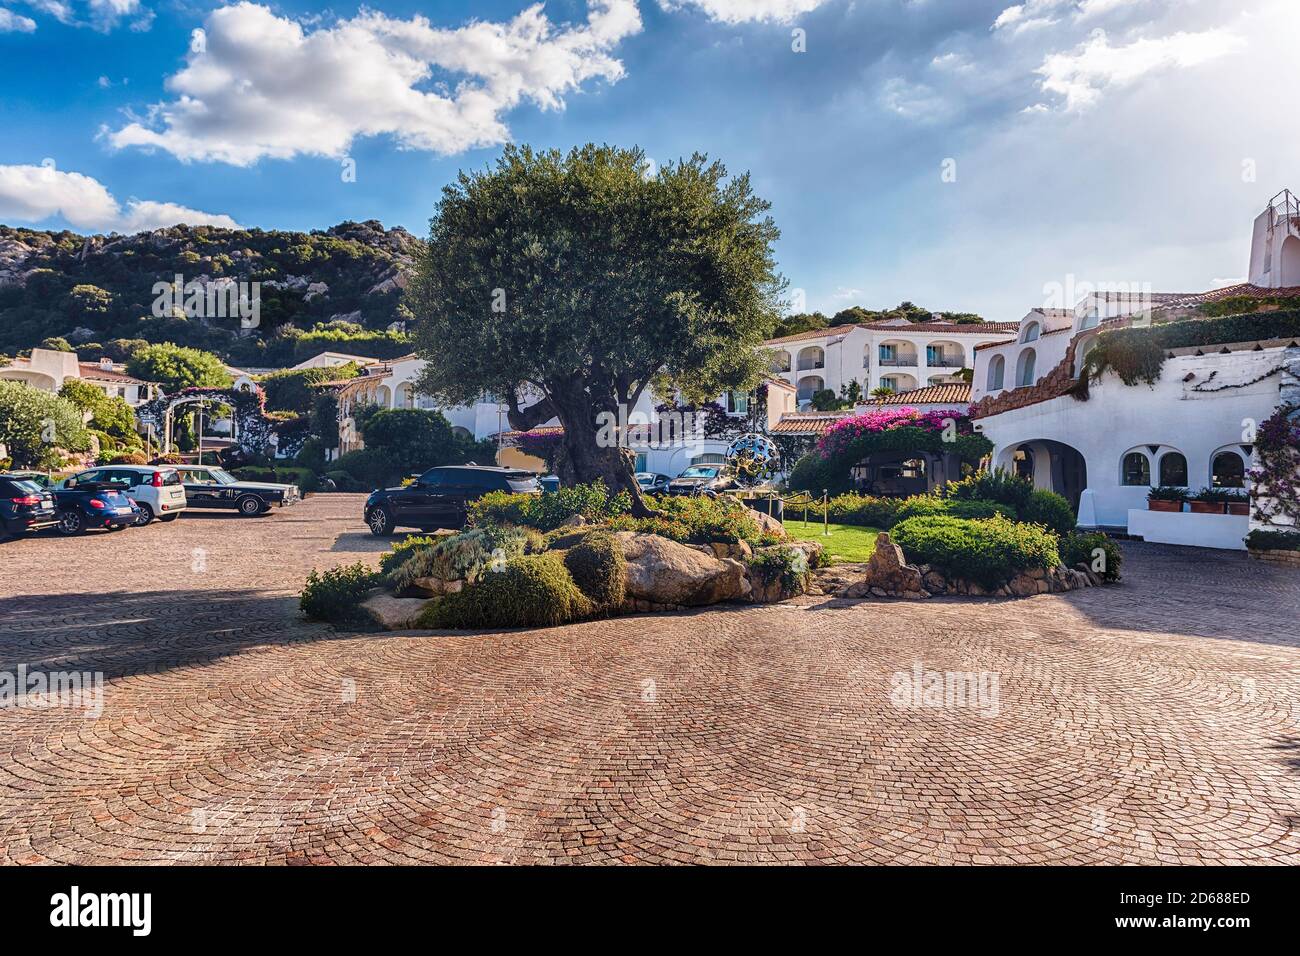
[
  {"left": 365, "top": 465, "right": 541, "bottom": 535},
  {"left": 2, "top": 470, "right": 57, "bottom": 490},
  {"left": 64, "top": 465, "right": 187, "bottom": 525},
  {"left": 171, "top": 465, "right": 301, "bottom": 516},
  {"left": 52, "top": 478, "right": 139, "bottom": 535},
  {"left": 538, "top": 474, "right": 561, "bottom": 493},
  {"left": 667, "top": 465, "right": 738, "bottom": 496},
  {"left": 0, "top": 474, "right": 59, "bottom": 540},
  {"left": 635, "top": 472, "right": 671, "bottom": 494}
]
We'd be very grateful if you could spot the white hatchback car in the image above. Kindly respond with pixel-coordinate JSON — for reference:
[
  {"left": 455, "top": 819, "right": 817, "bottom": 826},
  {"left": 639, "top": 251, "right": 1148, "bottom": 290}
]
[{"left": 66, "top": 465, "right": 188, "bottom": 525}]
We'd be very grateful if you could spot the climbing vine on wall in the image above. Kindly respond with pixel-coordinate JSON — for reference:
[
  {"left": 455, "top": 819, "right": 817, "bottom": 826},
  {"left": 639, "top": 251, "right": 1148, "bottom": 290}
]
[{"left": 1249, "top": 404, "right": 1300, "bottom": 528}]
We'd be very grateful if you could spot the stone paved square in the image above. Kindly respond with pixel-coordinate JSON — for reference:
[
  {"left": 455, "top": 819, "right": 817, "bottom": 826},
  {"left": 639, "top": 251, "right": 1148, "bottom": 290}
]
[{"left": 1, "top": 494, "right": 1298, "bottom": 864}]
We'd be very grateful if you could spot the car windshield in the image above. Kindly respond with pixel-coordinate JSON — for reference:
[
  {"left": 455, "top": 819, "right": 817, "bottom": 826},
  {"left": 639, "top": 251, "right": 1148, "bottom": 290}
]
[{"left": 680, "top": 467, "right": 718, "bottom": 478}]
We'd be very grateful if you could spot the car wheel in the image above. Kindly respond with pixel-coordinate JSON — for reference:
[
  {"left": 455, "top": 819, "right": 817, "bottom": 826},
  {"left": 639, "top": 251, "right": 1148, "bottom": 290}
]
[
  {"left": 367, "top": 507, "right": 394, "bottom": 536},
  {"left": 57, "top": 510, "right": 84, "bottom": 535},
  {"left": 236, "top": 495, "right": 265, "bottom": 517},
  {"left": 158, "top": 514, "right": 180, "bottom": 522},
  {"left": 134, "top": 504, "right": 155, "bottom": 526}
]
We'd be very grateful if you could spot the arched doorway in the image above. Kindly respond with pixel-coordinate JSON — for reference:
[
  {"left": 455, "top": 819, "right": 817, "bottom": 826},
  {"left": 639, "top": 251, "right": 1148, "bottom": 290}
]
[{"left": 1006, "top": 439, "right": 1088, "bottom": 511}]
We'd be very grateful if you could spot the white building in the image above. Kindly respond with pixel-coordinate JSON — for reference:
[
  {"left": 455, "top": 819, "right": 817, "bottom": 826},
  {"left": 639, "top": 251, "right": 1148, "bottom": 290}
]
[
  {"left": 290, "top": 351, "right": 375, "bottom": 371},
  {"left": 971, "top": 191, "right": 1300, "bottom": 549},
  {"left": 764, "top": 319, "right": 1019, "bottom": 406},
  {"left": 0, "top": 348, "right": 159, "bottom": 406}
]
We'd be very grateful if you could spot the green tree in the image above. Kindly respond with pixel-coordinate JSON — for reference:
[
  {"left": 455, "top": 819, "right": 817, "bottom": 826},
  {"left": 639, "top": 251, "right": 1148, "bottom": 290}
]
[
  {"left": 408, "top": 144, "right": 783, "bottom": 512},
  {"left": 58, "top": 378, "right": 137, "bottom": 442},
  {"left": 359, "top": 408, "right": 460, "bottom": 481},
  {"left": 259, "top": 363, "right": 359, "bottom": 413},
  {"left": 771, "top": 312, "right": 828, "bottom": 338},
  {"left": 0, "top": 380, "right": 92, "bottom": 468},
  {"left": 126, "top": 343, "right": 232, "bottom": 392}
]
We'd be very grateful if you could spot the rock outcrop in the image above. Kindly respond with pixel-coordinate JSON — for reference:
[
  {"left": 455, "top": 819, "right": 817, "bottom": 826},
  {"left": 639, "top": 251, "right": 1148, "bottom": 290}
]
[
  {"left": 838, "top": 533, "right": 928, "bottom": 599},
  {"left": 614, "top": 532, "right": 751, "bottom": 607}
]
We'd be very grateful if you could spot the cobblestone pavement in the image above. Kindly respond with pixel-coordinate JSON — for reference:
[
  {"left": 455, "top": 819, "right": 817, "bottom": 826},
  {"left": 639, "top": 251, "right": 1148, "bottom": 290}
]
[{"left": 1, "top": 494, "right": 1298, "bottom": 864}]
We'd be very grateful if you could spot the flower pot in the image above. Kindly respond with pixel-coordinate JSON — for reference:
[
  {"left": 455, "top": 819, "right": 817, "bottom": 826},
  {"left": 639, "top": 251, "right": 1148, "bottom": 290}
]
[
  {"left": 1226, "top": 501, "right": 1250, "bottom": 516},
  {"left": 1189, "top": 500, "right": 1225, "bottom": 514},
  {"left": 1148, "top": 499, "right": 1182, "bottom": 512}
]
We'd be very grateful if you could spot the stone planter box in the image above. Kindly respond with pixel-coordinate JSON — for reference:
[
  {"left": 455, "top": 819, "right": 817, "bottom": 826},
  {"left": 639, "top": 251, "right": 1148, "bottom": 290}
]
[
  {"left": 1148, "top": 499, "right": 1182, "bottom": 512},
  {"left": 1249, "top": 547, "right": 1300, "bottom": 566},
  {"left": 1126, "top": 509, "right": 1248, "bottom": 550}
]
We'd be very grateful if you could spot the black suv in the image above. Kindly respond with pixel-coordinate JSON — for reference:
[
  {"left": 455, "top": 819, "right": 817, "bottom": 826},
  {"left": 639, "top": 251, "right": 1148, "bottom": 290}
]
[
  {"left": 0, "top": 474, "right": 59, "bottom": 540},
  {"left": 364, "top": 465, "right": 540, "bottom": 535}
]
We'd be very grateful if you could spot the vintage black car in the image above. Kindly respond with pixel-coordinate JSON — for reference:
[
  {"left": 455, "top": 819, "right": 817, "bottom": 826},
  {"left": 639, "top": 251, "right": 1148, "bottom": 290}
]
[
  {"left": 171, "top": 465, "right": 301, "bottom": 516},
  {"left": 0, "top": 474, "right": 59, "bottom": 540},
  {"left": 364, "top": 465, "right": 540, "bottom": 535},
  {"left": 52, "top": 478, "right": 139, "bottom": 535},
  {"left": 635, "top": 472, "right": 671, "bottom": 494}
]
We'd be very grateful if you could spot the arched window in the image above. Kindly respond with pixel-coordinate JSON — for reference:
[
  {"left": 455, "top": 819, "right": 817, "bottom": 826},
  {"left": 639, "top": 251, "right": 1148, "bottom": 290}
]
[
  {"left": 1211, "top": 451, "right": 1246, "bottom": 488},
  {"left": 987, "top": 355, "right": 1005, "bottom": 390},
  {"left": 1121, "top": 451, "right": 1151, "bottom": 486},
  {"left": 1158, "top": 451, "right": 1188, "bottom": 487},
  {"left": 1016, "top": 348, "right": 1037, "bottom": 387},
  {"left": 1020, "top": 321, "right": 1041, "bottom": 343}
]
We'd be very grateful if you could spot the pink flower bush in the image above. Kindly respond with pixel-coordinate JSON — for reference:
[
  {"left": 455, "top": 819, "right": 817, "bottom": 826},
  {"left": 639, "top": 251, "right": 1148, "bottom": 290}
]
[{"left": 816, "top": 407, "right": 962, "bottom": 458}]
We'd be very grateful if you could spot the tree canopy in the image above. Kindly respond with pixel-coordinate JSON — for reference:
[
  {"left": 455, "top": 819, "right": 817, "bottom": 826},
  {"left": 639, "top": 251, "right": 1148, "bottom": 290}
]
[
  {"left": 126, "top": 343, "right": 232, "bottom": 392},
  {"left": 408, "top": 144, "right": 784, "bottom": 508},
  {"left": 0, "top": 380, "right": 92, "bottom": 469}
]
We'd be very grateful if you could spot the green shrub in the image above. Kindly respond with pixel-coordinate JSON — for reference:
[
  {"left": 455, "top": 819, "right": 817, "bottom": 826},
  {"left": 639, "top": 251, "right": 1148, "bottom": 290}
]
[
  {"left": 1246, "top": 528, "right": 1300, "bottom": 552},
  {"left": 604, "top": 494, "right": 761, "bottom": 545},
  {"left": 323, "top": 469, "right": 367, "bottom": 492},
  {"left": 562, "top": 530, "right": 627, "bottom": 612},
  {"left": 231, "top": 465, "right": 319, "bottom": 494},
  {"left": 299, "top": 563, "right": 381, "bottom": 625},
  {"left": 944, "top": 469, "right": 1034, "bottom": 512},
  {"left": 418, "top": 554, "right": 594, "bottom": 630},
  {"left": 1060, "top": 533, "right": 1123, "bottom": 582},
  {"left": 943, "top": 498, "right": 1016, "bottom": 521},
  {"left": 468, "top": 480, "right": 631, "bottom": 531},
  {"left": 1020, "top": 489, "right": 1076, "bottom": 535},
  {"left": 379, "top": 535, "right": 439, "bottom": 575},
  {"left": 332, "top": 448, "right": 390, "bottom": 489},
  {"left": 747, "top": 546, "right": 813, "bottom": 593},
  {"left": 824, "top": 493, "right": 901, "bottom": 528},
  {"left": 107, "top": 451, "right": 149, "bottom": 465},
  {"left": 389, "top": 526, "right": 532, "bottom": 591},
  {"left": 891, "top": 515, "right": 1061, "bottom": 590}
]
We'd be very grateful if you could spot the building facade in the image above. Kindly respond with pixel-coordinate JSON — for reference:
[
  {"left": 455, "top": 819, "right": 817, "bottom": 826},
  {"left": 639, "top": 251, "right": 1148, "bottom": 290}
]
[{"left": 0, "top": 348, "right": 159, "bottom": 406}]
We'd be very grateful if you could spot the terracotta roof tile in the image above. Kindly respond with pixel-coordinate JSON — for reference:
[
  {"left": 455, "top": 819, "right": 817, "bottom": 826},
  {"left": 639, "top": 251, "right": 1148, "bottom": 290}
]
[{"left": 866, "top": 382, "right": 971, "bottom": 406}]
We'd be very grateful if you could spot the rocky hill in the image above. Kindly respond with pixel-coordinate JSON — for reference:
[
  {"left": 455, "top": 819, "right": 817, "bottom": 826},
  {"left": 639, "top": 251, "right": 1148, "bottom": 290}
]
[{"left": 0, "top": 219, "right": 423, "bottom": 367}]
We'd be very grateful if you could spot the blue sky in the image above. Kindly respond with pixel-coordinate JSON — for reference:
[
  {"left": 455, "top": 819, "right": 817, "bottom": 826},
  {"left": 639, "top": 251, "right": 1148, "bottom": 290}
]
[{"left": 1, "top": 0, "right": 1297, "bottom": 319}]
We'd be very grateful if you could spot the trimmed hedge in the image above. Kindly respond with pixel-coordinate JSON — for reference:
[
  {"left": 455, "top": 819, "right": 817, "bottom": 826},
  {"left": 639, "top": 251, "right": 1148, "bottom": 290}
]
[
  {"left": 891, "top": 515, "right": 1061, "bottom": 590},
  {"left": 1245, "top": 528, "right": 1300, "bottom": 552},
  {"left": 562, "top": 530, "right": 627, "bottom": 612},
  {"left": 1021, "top": 488, "right": 1077, "bottom": 536},
  {"left": 605, "top": 494, "right": 761, "bottom": 545},
  {"left": 300, "top": 563, "right": 381, "bottom": 626},
  {"left": 418, "top": 554, "right": 593, "bottom": 630},
  {"left": 945, "top": 469, "right": 1035, "bottom": 512},
  {"left": 1060, "top": 532, "right": 1123, "bottom": 582}
]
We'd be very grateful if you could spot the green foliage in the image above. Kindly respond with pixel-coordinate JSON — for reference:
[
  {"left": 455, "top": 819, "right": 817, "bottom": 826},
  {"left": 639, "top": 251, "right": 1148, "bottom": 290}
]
[
  {"left": 106, "top": 451, "right": 148, "bottom": 465},
  {"left": 1077, "top": 309, "right": 1300, "bottom": 394},
  {"left": 468, "top": 481, "right": 632, "bottom": 532},
  {"left": 605, "top": 493, "right": 761, "bottom": 545},
  {"left": 126, "top": 343, "right": 232, "bottom": 391},
  {"left": 746, "top": 545, "right": 813, "bottom": 593},
  {"left": 810, "top": 388, "right": 849, "bottom": 411},
  {"left": 323, "top": 468, "right": 367, "bottom": 491},
  {"left": 309, "top": 391, "right": 340, "bottom": 448},
  {"left": 332, "top": 448, "right": 390, "bottom": 488},
  {"left": 1190, "top": 486, "right": 1249, "bottom": 503},
  {"left": 388, "top": 526, "right": 535, "bottom": 591},
  {"left": 1060, "top": 533, "right": 1123, "bottom": 582},
  {"left": 945, "top": 469, "right": 1035, "bottom": 512},
  {"left": 0, "top": 380, "right": 92, "bottom": 468},
  {"left": 891, "top": 515, "right": 1061, "bottom": 590},
  {"left": 562, "top": 530, "right": 627, "bottom": 612},
  {"left": 1245, "top": 529, "right": 1300, "bottom": 552},
  {"left": 259, "top": 363, "right": 359, "bottom": 413},
  {"left": 807, "top": 492, "right": 1012, "bottom": 529},
  {"left": 418, "top": 554, "right": 593, "bottom": 630},
  {"left": 1147, "top": 485, "right": 1187, "bottom": 501},
  {"left": 1020, "top": 488, "right": 1076, "bottom": 535},
  {"left": 299, "top": 563, "right": 381, "bottom": 625},
  {"left": 358, "top": 408, "right": 460, "bottom": 482},
  {"left": 379, "top": 535, "right": 440, "bottom": 575}
]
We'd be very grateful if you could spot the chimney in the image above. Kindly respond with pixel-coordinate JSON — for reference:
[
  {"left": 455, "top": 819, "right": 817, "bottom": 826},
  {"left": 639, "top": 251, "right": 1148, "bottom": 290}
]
[{"left": 99, "top": 357, "right": 114, "bottom": 370}]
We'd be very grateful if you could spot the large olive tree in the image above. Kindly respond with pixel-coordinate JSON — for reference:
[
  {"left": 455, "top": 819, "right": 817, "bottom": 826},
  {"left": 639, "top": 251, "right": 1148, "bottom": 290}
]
[{"left": 408, "top": 145, "right": 784, "bottom": 514}]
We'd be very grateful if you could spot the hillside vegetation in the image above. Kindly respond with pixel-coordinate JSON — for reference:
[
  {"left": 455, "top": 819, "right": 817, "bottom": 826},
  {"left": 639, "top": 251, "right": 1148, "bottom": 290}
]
[{"left": 0, "top": 219, "right": 421, "bottom": 366}]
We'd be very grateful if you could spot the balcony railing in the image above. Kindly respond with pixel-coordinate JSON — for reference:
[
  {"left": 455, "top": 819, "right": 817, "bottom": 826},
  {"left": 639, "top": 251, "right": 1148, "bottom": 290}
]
[
  {"left": 796, "top": 361, "right": 825, "bottom": 372},
  {"left": 926, "top": 357, "right": 964, "bottom": 368},
  {"left": 879, "top": 356, "right": 917, "bottom": 367}
]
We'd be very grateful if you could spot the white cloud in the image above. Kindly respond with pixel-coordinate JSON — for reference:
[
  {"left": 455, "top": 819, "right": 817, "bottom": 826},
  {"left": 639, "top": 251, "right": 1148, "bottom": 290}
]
[
  {"left": 658, "top": 0, "right": 829, "bottom": 25},
  {"left": 992, "top": 1, "right": 1069, "bottom": 34},
  {"left": 21, "top": 0, "right": 145, "bottom": 30},
  {"left": 0, "top": 8, "right": 38, "bottom": 31},
  {"left": 1036, "top": 28, "right": 1246, "bottom": 110},
  {"left": 107, "top": 1, "right": 642, "bottom": 166},
  {"left": 879, "top": 77, "right": 949, "bottom": 121},
  {"left": 0, "top": 164, "right": 238, "bottom": 232},
  {"left": 930, "top": 52, "right": 973, "bottom": 72}
]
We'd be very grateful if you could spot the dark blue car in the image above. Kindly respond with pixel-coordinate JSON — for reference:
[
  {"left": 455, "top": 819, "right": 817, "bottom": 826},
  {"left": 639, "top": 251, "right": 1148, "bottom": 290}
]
[
  {"left": 0, "top": 474, "right": 59, "bottom": 540},
  {"left": 53, "top": 478, "right": 140, "bottom": 535}
]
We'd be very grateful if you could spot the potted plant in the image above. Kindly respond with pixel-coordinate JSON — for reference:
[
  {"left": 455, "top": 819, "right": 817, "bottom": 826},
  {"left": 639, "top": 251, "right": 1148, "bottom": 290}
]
[
  {"left": 1147, "top": 486, "right": 1185, "bottom": 512},
  {"left": 1189, "top": 487, "right": 1232, "bottom": 514}
]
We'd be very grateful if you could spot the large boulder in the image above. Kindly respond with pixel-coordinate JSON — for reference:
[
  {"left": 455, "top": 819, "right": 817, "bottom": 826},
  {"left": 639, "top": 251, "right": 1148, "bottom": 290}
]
[
  {"left": 745, "top": 507, "right": 786, "bottom": 539},
  {"left": 614, "top": 532, "right": 751, "bottom": 606},
  {"left": 361, "top": 593, "right": 432, "bottom": 630},
  {"left": 838, "top": 532, "right": 928, "bottom": 600}
]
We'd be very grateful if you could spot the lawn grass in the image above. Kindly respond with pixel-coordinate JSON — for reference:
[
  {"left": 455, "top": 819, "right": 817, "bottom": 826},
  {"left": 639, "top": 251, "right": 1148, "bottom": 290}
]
[{"left": 783, "top": 519, "right": 882, "bottom": 564}]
